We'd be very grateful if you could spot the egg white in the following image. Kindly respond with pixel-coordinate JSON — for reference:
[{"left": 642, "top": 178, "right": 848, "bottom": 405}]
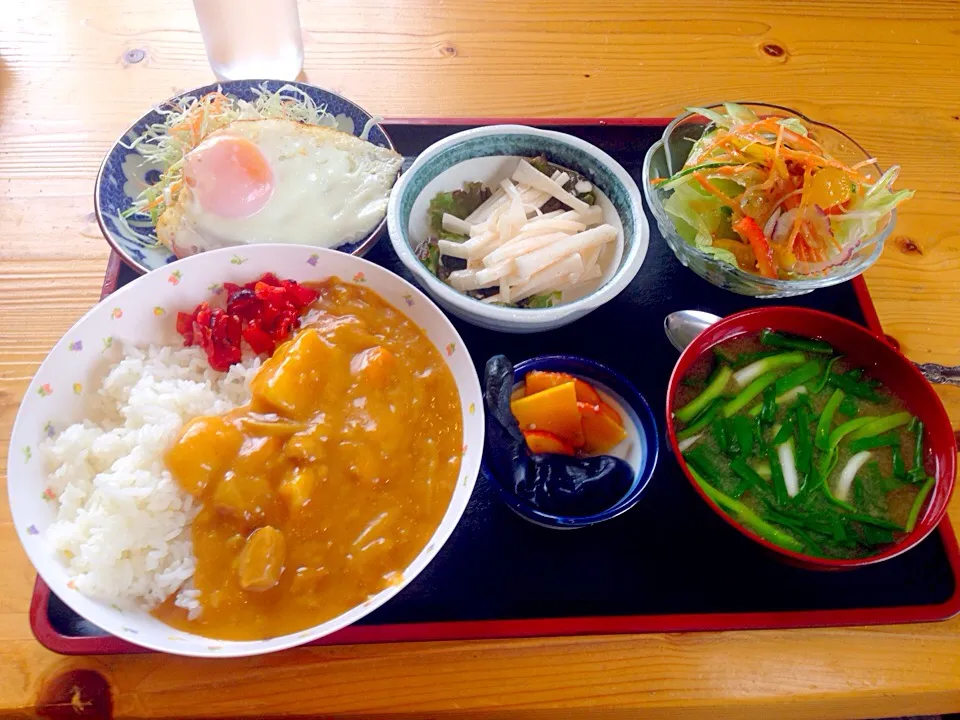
[{"left": 157, "top": 119, "right": 402, "bottom": 256}]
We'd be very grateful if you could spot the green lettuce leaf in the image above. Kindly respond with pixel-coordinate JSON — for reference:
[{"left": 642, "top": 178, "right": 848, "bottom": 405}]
[
  {"left": 724, "top": 102, "right": 759, "bottom": 125},
  {"left": 698, "top": 244, "right": 740, "bottom": 268},
  {"left": 686, "top": 106, "right": 734, "bottom": 129},
  {"left": 776, "top": 117, "right": 809, "bottom": 136},
  {"left": 663, "top": 179, "right": 740, "bottom": 268},
  {"left": 522, "top": 291, "right": 562, "bottom": 309},
  {"left": 416, "top": 237, "right": 441, "bottom": 276},
  {"left": 529, "top": 155, "right": 552, "bottom": 176},
  {"left": 427, "top": 182, "right": 492, "bottom": 233},
  {"left": 831, "top": 167, "right": 914, "bottom": 246}
]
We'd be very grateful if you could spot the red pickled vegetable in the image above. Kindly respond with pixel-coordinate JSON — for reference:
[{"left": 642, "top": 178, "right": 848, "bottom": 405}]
[
  {"left": 177, "top": 273, "right": 319, "bottom": 371},
  {"left": 283, "top": 279, "right": 320, "bottom": 307},
  {"left": 226, "top": 288, "right": 260, "bottom": 320},
  {"left": 242, "top": 324, "right": 276, "bottom": 355},
  {"left": 176, "top": 311, "right": 195, "bottom": 342}
]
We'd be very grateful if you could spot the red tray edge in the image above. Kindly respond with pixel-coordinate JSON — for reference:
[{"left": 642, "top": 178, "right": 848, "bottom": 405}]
[
  {"left": 31, "top": 119, "right": 960, "bottom": 655},
  {"left": 383, "top": 116, "right": 672, "bottom": 127}
]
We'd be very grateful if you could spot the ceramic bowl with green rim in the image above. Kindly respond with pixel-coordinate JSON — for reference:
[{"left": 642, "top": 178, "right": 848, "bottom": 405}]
[{"left": 386, "top": 125, "right": 649, "bottom": 333}]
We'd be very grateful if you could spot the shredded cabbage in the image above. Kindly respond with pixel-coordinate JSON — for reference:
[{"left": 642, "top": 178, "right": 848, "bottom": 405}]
[
  {"left": 663, "top": 181, "right": 739, "bottom": 266},
  {"left": 724, "top": 102, "right": 759, "bottom": 125},
  {"left": 686, "top": 106, "right": 734, "bottom": 130},
  {"left": 776, "top": 117, "right": 809, "bottom": 136}
]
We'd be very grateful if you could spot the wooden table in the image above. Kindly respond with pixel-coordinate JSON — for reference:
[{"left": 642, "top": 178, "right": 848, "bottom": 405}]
[{"left": 2, "top": 0, "right": 960, "bottom": 717}]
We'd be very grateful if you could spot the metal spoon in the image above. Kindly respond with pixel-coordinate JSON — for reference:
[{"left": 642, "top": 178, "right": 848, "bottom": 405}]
[
  {"left": 663, "top": 310, "right": 721, "bottom": 352},
  {"left": 663, "top": 309, "right": 960, "bottom": 386}
]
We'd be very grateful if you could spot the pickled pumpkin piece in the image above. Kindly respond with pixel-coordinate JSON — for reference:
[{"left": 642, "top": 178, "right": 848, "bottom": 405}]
[
  {"left": 581, "top": 409, "right": 628, "bottom": 454},
  {"left": 251, "top": 329, "right": 336, "bottom": 419},
  {"left": 598, "top": 401, "right": 624, "bottom": 427},
  {"left": 279, "top": 465, "right": 318, "bottom": 512},
  {"left": 511, "top": 381, "right": 584, "bottom": 447},
  {"left": 523, "top": 430, "right": 575, "bottom": 456},
  {"left": 237, "top": 526, "right": 286, "bottom": 592},
  {"left": 524, "top": 371, "right": 602, "bottom": 406},
  {"left": 166, "top": 416, "right": 244, "bottom": 497}
]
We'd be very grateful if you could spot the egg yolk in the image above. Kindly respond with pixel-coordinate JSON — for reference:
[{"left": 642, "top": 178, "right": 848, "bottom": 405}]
[{"left": 184, "top": 135, "right": 274, "bottom": 218}]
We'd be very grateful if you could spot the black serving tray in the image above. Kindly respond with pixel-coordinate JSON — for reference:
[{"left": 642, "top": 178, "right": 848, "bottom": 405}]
[{"left": 31, "top": 119, "right": 960, "bottom": 654}]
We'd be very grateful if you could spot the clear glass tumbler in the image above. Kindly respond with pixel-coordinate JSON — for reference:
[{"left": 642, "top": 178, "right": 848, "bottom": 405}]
[{"left": 193, "top": 0, "right": 304, "bottom": 81}]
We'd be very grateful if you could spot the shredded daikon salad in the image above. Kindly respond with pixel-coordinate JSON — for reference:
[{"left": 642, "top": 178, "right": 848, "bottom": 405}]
[
  {"left": 416, "top": 157, "right": 619, "bottom": 308},
  {"left": 118, "top": 83, "right": 380, "bottom": 238},
  {"left": 653, "top": 103, "right": 913, "bottom": 279}
]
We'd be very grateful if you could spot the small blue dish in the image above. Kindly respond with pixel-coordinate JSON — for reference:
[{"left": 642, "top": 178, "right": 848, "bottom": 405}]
[
  {"left": 481, "top": 355, "right": 659, "bottom": 528},
  {"left": 94, "top": 79, "right": 397, "bottom": 275}
]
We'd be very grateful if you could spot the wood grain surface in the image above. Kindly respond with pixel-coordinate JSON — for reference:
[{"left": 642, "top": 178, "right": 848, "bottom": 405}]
[{"left": 2, "top": 0, "right": 960, "bottom": 717}]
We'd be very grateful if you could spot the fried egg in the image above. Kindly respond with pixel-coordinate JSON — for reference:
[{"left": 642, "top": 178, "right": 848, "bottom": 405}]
[{"left": 157, "top": 119, "right": 403, "bottom": 257}]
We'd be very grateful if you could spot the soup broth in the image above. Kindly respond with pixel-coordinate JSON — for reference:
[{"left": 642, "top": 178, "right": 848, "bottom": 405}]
[{"left": 673, "top": 329, "right": 934, "bottom": 559}]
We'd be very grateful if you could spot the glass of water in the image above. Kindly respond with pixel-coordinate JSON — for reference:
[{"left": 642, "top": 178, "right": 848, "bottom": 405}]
[{"left": 193, "top": 0, "right": 304, "bottom": 81}]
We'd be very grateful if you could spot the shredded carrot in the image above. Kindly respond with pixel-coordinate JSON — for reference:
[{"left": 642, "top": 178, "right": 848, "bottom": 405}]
[
  {"left": 786, "top": 167, "right": 813, "bottom": 252},
  {"left": 777, "top": 126, "right": 825, "bottom": 155},
  {"left": 778, "top": 148, "right": 872, "bottom": 183},
  {"left": 851, "top": 157, "right": 878, "bottom": 171},
  {"left": 770, "top": 125, "right": 791, "bottom": 180},
  {"left": 139, "top": 180, "right": 182, "bottom": 212},
  {"left": 167, "top": 92, "right": 231, "bottom": 147},
  {"left": 728, "top": 117, "right": 826, "bottom": 155},
  {"left": 686, "top": 113, "right": 870, "bottom": 185},
  {"left": 692, "top": 172, "right": 740, "bottom": 212},
  {"left": 799, "top": 223, "right": 825, "bottom": 262},
  {"left": 772, "top": 125, "right": 784, "bottom": 162},
  {"left": 794, "top": 238, "right": 808, "bottom": 262}
]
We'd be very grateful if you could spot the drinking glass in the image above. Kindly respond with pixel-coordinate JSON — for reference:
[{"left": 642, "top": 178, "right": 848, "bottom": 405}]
[{"left": 193, "top": 0, "right": 304, "bottom": 81}]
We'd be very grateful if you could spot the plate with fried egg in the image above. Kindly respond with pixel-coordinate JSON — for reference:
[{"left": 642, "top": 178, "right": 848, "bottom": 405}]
[{"left": 95, "top": 80, "right": 403, "bottom": 274}]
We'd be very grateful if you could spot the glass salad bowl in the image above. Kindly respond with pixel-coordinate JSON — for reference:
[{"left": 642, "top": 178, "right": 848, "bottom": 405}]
[{"left": 642, "top": 103, "right": 900, "bottom": 298}]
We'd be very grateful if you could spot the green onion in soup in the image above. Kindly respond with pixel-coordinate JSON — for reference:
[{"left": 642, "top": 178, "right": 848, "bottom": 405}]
[{"left": 673, "top": 329, "right": 935, "bottom": 559}]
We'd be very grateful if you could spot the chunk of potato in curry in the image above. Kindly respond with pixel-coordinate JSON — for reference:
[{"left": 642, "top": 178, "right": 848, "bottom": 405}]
[{"left": 158, "top": 279, "right": 463, "bottom": 641}]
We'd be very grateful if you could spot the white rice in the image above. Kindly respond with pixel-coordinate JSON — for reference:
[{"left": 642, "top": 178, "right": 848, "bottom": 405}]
[{"left": 42, "top": 344, "right": 258, "bottom": 611}]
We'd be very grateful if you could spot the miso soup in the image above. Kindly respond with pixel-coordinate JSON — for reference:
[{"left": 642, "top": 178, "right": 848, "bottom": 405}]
[{"left": 672, "top": 328, "right": 935, "bottom": 559}]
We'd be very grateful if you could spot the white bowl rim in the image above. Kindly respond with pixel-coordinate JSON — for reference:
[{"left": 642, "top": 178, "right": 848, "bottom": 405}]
[
  {"left": 8, "top": 244, "right": 483, "bottom": 657},
  {"left": 387, "top": 124, "right": 649, "bottom": 324}
]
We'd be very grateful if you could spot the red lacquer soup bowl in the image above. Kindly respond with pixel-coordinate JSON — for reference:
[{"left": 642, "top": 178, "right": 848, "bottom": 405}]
[{"left": 665, "top": 306, "right": 956, "bottom": 570}]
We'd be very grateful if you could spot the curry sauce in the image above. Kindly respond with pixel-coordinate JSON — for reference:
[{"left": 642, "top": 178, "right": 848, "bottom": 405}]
[{"left": 157, "top": 278, "right": 463, "bottom": 640}]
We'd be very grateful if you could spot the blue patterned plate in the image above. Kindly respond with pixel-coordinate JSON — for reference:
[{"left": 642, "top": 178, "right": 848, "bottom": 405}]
[{"left": 94, "top": 80, "right": 397, "bottom": 274}]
